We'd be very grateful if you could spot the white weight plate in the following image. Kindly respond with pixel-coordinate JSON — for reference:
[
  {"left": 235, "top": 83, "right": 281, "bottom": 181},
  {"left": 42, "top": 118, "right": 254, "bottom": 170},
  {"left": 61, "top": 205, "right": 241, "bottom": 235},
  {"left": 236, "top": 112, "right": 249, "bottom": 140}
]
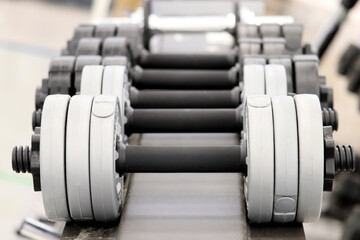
[
  {"left": 66, "top": 95, "right": 94, "bottom": 220},
  {"left": 102, "top": 65, "right": 129, "bottom": 141},
  {"left": 102, "top": 65, "right": 128, "bottom": 110},
  {"left": 245, "top": 96, "right": 274, "bottom": 223},
  {"left": 268, "top": 57, "right": 293, "bottom": 93},
  {"left": 80, "top": 65, "right": 104, "bottom": 96},
  {"left": 265, "top": 65, "right": 287, "bottom": 96},
  {"left": 271, "top": 96, "right": 298, "bottom": 222},
  {"left": 242, "top": 65, "right": 265, "bottom": 101},
  {"left": 40, "top": 95, "right": 71, "bottom": 221},
  {"left": 90, "top": 95, "right": 122, "bottom": 222},
  {"left": 294, "top": 94, "right": 324, "bottom": 222}
]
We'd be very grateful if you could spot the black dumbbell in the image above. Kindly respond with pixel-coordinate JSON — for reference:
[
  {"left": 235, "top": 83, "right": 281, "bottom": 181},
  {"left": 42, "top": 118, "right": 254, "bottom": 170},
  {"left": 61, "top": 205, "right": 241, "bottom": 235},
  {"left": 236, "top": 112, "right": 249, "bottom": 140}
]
[
  {"left": 35, "top": 54, "right": 333, "bottom": 111},
  {"left": 12, "top": 94, "right": 356, "bottom": 223},
  {"left": 63, "top": 20, "right": 305, "bottom": 69},
  {"left": 33, "top": 64, "right": 338, "bottom": 132},
  {"left": 142, "top": 0, "right": 240, "bottom": 48}
]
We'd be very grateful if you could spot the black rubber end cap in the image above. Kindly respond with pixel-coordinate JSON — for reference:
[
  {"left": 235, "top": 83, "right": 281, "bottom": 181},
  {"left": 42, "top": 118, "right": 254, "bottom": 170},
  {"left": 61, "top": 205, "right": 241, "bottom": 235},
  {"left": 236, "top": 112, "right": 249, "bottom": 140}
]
[{"left": 12, "top": 146, "right": 19, "bottom": 173}]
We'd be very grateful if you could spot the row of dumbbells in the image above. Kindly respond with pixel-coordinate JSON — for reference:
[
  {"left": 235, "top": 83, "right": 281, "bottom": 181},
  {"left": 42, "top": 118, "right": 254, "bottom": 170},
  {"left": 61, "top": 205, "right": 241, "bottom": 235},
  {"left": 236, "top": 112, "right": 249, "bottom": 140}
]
[
  {"left": 34, "top": 23, "right": 332, "bottom": 112},
  {"left": 12, "top": 20, "right": 358, "bottom": 224},
  {"left": 33, "top": 55, "right": 336, "bottom": 133},
  {"left": 62, "top": 22, "right": 306, "bottom": 68}
]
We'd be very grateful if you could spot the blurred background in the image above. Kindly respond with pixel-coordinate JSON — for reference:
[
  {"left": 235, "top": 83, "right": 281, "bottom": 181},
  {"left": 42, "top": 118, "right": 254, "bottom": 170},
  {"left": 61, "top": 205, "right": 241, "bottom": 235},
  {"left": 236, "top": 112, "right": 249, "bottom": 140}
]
[{"left": 0, "top": 0, "right": 360, "bottom": 239}]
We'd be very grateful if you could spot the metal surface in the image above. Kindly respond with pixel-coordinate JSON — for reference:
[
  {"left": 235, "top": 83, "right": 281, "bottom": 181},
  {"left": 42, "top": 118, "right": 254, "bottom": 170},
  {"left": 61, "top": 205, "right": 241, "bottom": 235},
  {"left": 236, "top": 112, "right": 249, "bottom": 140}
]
[{"left": 61, "top": 133, "right": 306, "bottom": 239}]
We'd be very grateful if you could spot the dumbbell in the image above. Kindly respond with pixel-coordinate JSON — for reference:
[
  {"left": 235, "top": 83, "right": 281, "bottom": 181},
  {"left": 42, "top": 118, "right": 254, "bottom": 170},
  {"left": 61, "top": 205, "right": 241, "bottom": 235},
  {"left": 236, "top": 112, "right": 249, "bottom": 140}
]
[
  {"left": 65, "top": 16, "right": 303, "bottom": 56},
  {"left": 142, "top": 0, "right": 240, "bottom": 49},
  {"left": 32, "top": 64, "right": 339, "bottom": 132},
  {"left": 12, "top": 94, "right": 358, "bottom": 223},
  {"left": 63, "top": 22, "right": 305, "bottom": 69},
  {"left": 143, "top": 1, "right": 302, "bottom": 54},
  {"left": 129, "top": 54, "right": 332, "bottom": 108},
  {"left": 35, "top": 54, "right": 333, "bottom": 112},
  {"left": 75, "top": 36, "right": 304, "bottom": 69},
  {"left": 131, "top": 54, "right": 326, "bottom": 92}
]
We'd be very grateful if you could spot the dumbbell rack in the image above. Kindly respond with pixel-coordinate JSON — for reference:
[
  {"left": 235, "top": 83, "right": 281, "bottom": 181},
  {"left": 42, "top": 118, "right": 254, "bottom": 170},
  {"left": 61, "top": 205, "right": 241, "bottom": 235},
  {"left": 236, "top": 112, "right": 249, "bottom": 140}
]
[
  {"left": 11, "top": 1, "right": 358, "bottom": 239},
  {"left": 14, "top": 20, "right": 318, "bottom": 240},
  {"left": 44, "top": 31, "right": 308, "bottom": 238}
]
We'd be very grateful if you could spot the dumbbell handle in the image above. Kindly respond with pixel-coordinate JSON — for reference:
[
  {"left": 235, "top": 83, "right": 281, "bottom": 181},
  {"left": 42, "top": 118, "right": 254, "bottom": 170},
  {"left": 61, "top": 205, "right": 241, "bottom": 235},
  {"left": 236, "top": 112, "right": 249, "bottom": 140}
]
[
  {"left": 132, "top": 66, "right": 238, "bottom": 89},
  {"left": 31, "top": 104, "right": 337, "bottom": 133},
  {"left": 130, "top": 87, "right": 241, "bottom": 108},
  {"left": 138, "top": 50, "right": 237, "bottom": 69},
  {"left": 125, "top": 106, "right": 242, "bottom": 135},
  {"left": 117, "top": 145, "right": 245, "bottom": 175},
  {"left": 124, "top": 106, "right": 336, "bottom": 135}
]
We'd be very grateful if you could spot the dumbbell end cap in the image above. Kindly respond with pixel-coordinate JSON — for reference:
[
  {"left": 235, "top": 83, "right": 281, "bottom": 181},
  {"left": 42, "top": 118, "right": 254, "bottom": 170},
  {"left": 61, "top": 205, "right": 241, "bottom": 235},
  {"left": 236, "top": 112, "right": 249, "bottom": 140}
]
[
  {"left": 335, "top": 145, "right": 357, "bottom": 173},
  {"left": 12, "top": 146, "right": 31, "bottom": 173}
]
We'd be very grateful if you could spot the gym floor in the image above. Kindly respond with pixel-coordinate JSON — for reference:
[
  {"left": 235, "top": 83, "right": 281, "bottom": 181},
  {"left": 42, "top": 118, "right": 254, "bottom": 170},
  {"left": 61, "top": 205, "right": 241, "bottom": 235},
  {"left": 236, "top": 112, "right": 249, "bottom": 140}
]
[{"left": 0, "top": 0, "right": 359, "bottom": 239}]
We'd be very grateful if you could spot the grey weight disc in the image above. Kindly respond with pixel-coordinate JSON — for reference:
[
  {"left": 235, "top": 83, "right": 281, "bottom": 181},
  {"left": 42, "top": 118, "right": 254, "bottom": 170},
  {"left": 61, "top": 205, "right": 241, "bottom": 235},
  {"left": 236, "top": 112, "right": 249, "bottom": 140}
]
[
  {"left": 48, "top": 56, "right": 75, "bottom": 94},
  {"left": 237, "top": 23, "right": 258, "bottom": 38},
  {"left": 262, "top": 38, "right": 285, "bottom": 55},
  {"left": 244, "top": 96, "right": 274, "bottom": 223},
  {"left": 283, "top": 24, "right": 303, "bottom": 53},
  {"left": 260, "top": 23, "right": 281, "bottom": 38},
  {"left": 294, "top": 94, "right": 324, "bottom": 222},
  {"left": 102, "top": 56, "right": 128, "bottom": 66},
  {"left": 40, "top": 95, "right": 71, "bottom": 221},
  {"left": 76, "top": 38, "right": 102, "bottom": 55},
  {"left": 80, "top": 65, "right": 104, "bottom": 96},
  {"left": 239, "top": 38, "right": 261, "bottom": 55},
  {"left": 95, "top": 24, "right": 116, "bottom": 39},
  {"left": 66, "top": 95, "right": 94, "bottom": 220},
  {"left": 272, "top": 96, "right": 298, "bottom": 222},
  {"left": 90, "top": 95, "right": 122, "bottom": 222},
  {"left": 265, "top": 65, "right": 287, "bottom": 96},
  {"left": 293, "top": 55, "right": 320, "bottom": 96},
  {"left": 116, "top": 23, "right": 142, "bottom": 58},
  {"left": 102, "top": 37, "right": 129, "bottom": 57}
]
